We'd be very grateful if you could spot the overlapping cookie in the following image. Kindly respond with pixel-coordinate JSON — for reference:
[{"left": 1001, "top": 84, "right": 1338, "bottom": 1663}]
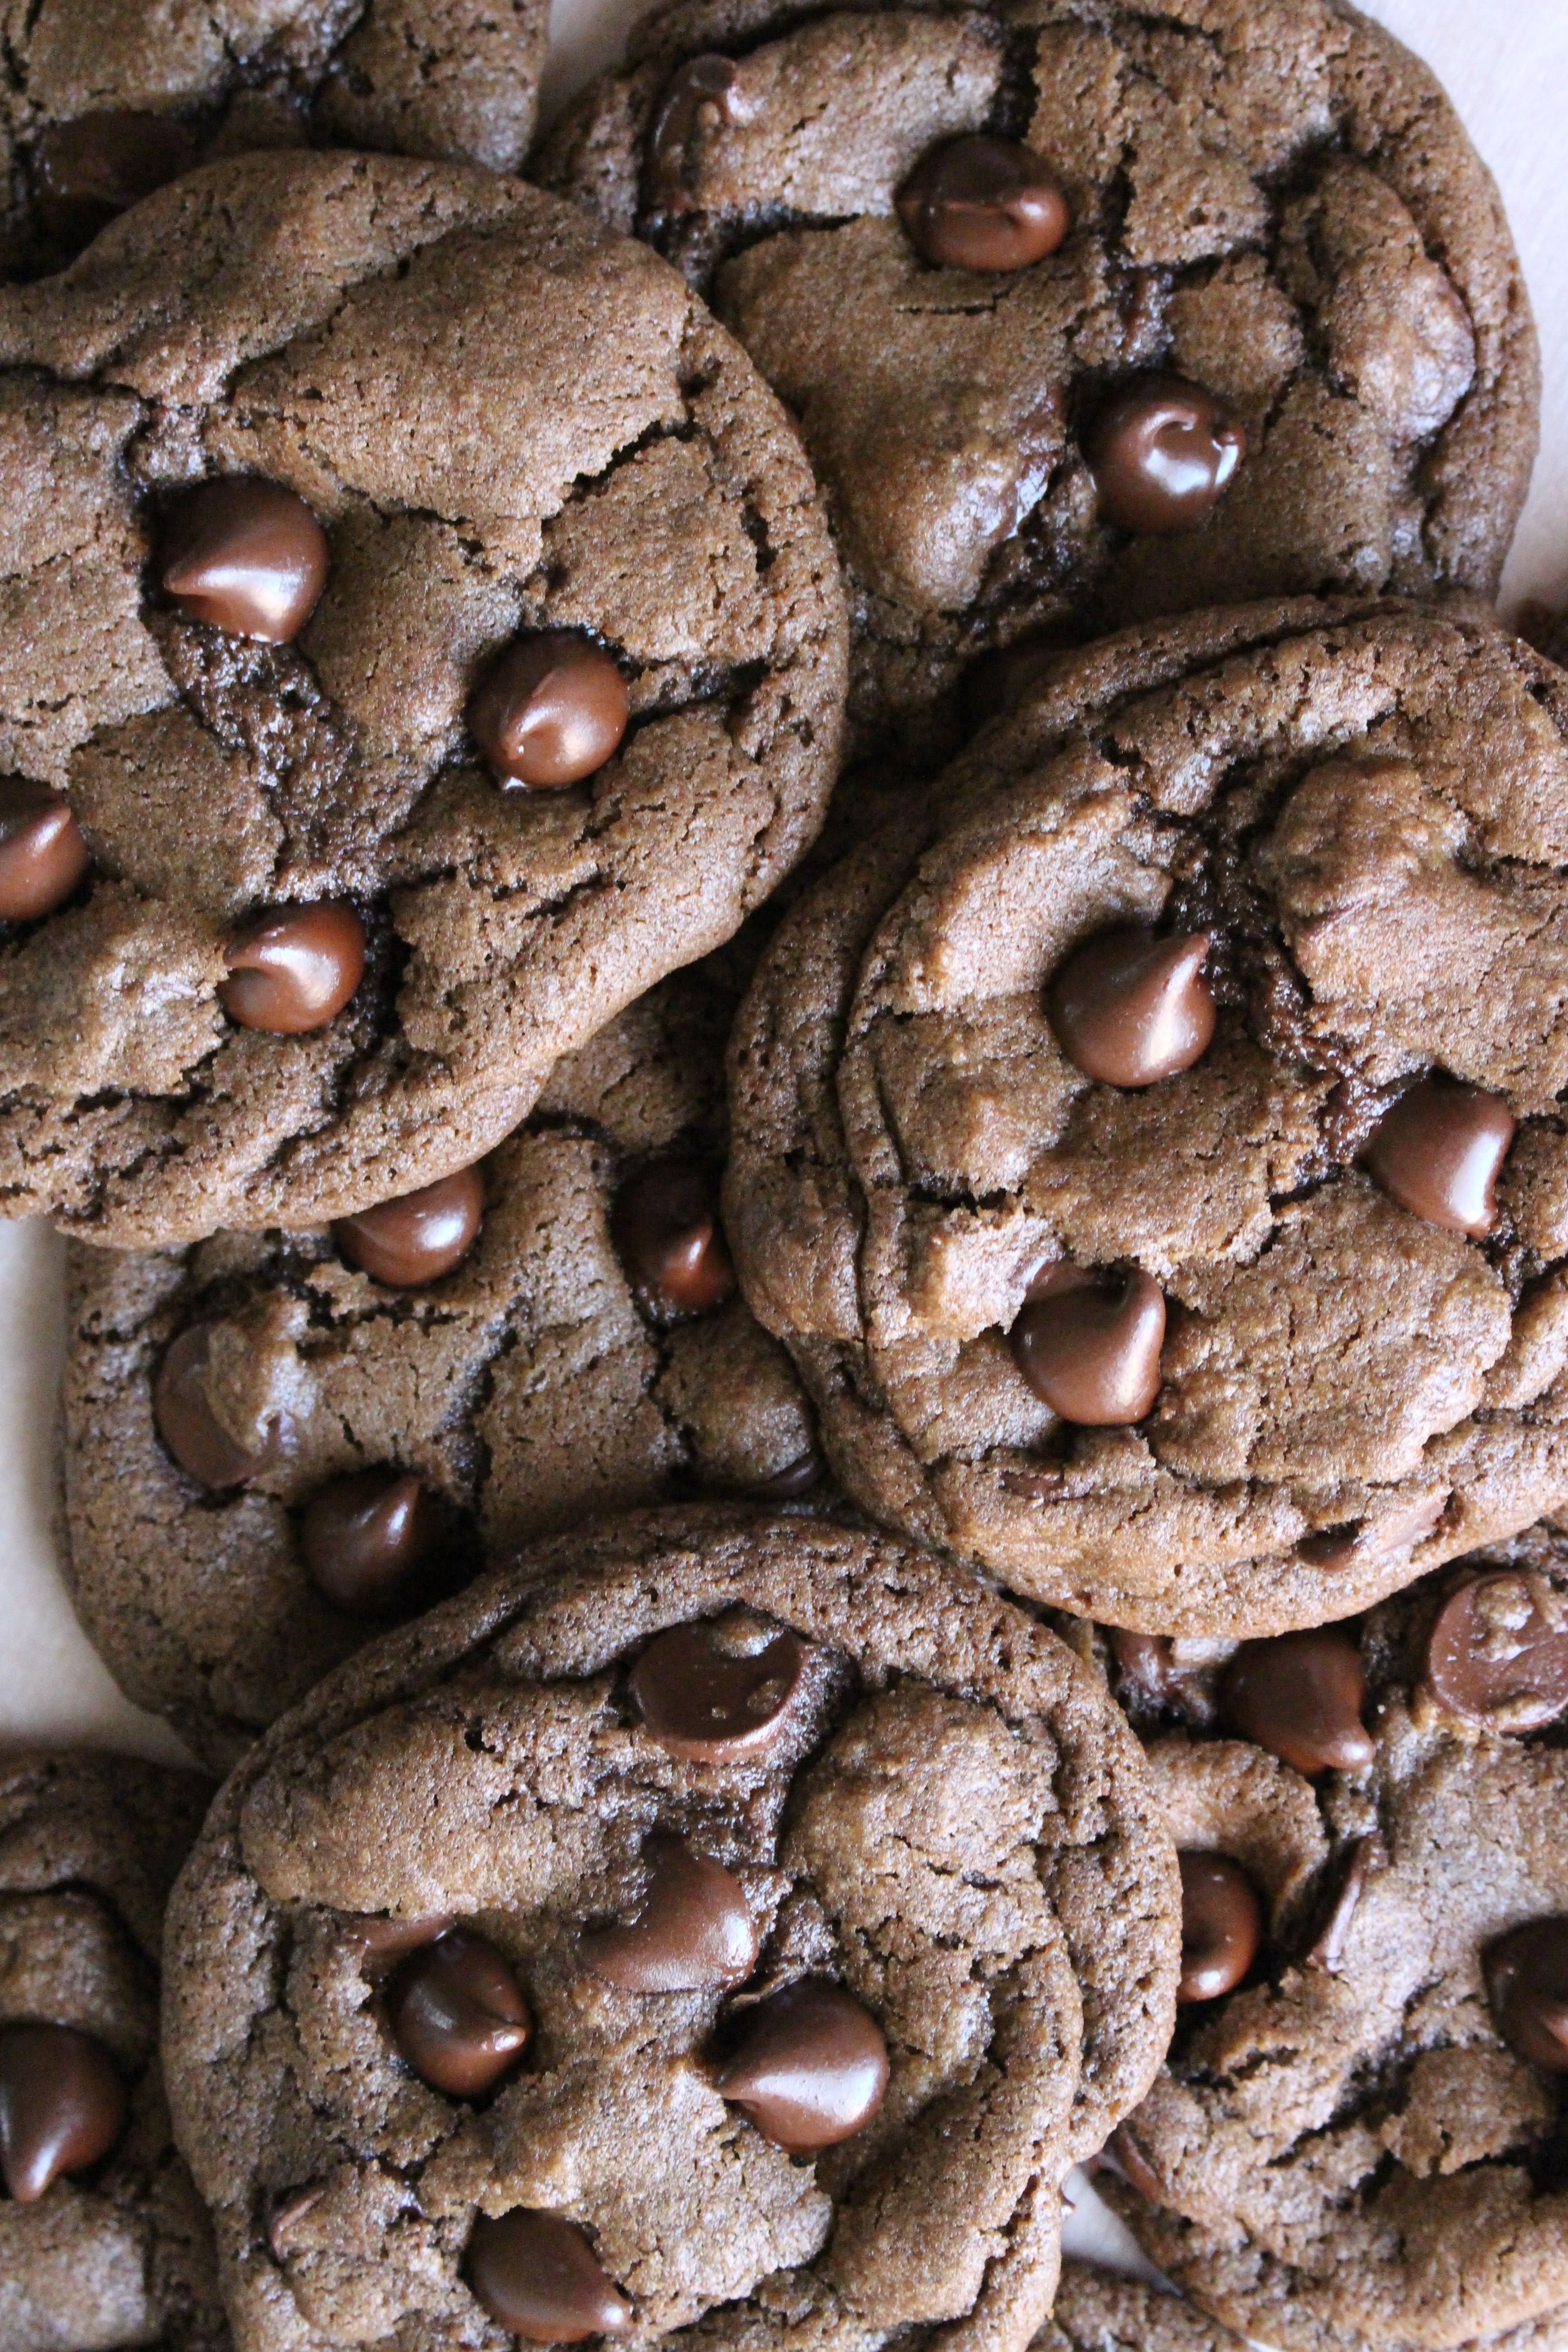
[
  {"left": 0, "top": 149, "right": 847, "bottom": 1245},
  {"left": 539, "top": 0, "right": 1538, "bottom": 754},
  {"left": 726, "top": 598, "right": 1568, "bottom": 1635},
  {"left": 1039, "top": 2260, "right": 1240, "bottom": 2352},
  {"left": 163, "top": 1506, "right": 1180, "bottom": 2352}
]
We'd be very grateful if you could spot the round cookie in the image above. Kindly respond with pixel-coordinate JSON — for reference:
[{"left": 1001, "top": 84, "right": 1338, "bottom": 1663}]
[
  {"left": 162, "top": 1505, "right": 1181, "bottom": 2352},
  {"left": 1, "top": 0, "right": 548, "bottom": 282},
  {"left": 537, "top": 0, "right": 1538, "bottom": 758},
  {"left": 62, "top": 955, "right": 825, "bottom": 1771},
  {"left": 725, "top": 597, "right": 1568, "bottom": 1637},
  {"left": 0, "top": 1749, "right": 225, "bottom": 2352},
  {"left": 1100, "top": 1521, "right": 1568, "bottom": 2352},
  {"left": 0, "top": 148, "right": 847, "bottom": 1245}
]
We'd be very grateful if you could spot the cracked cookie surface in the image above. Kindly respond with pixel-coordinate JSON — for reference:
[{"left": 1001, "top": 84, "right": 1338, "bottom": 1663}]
[
  {"left": 162, "top": 1504, "right": 1180, "bottom": 2352},
  {"left": 0, "top": 149, "right": 847, "bottom": 1245}
]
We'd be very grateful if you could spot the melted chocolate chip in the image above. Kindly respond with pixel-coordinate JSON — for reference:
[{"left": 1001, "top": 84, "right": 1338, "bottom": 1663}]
[
  {"left": 159, "top": 479, "right": 329, "bottom": 644},
  {"left": 301, "top": 1471, "right": 444, "bottom": 1617},
  {"left": 1424, "top": 1573, "right": 1568, "bottom": 1732},
  {"left": 0, "top": 779, "right": 90, "bottom": 922},
  {"left": 1485, "top": 1919, "right": 1568, "bottom": 2072},
  {"left": 580, "top": 1838, "right": 758, "bottom": 1992},
  {"left": 611, "top": 1162, "right": 735, "bottom": 1318},
  {"left": 469, "top": 635, "right": 629, "bottom": 788},
  {"left": 896, "top": 135, "right": 1070, "bottom": 272},
  {"left": 31, "top": 112, "right": 197, "bottom": 250},
  {"left": 0, "top": 2023, "right": 127, "bottom": 2203},
  {"left": 153, "top": 1321, "right": 285, "bottom": 1490},
  {"left": 648, "top": 55, "right": 741, "bottom": 213},
  {"left": 1009, "top": 1263, "right": 1166, "bottom": 1425},
  {"left": 1177, "top": 1853, "right": 1262, "bottom": 2003},
  {"left": 467, "top": 2208, "right": 631, "bottom": 2342},
  {"left": 630, "top": 1614, "right": 806, "bottom": 1762},
  {"left": 1363, "top": 1078, "right": 1515, "bottom": 1237},
  {"left": 1049, "top": 928, "right": 1215, "bottom": 1088},
  {"left": 1305, "top": 1834, "right": 1383, "bottom": 1973},
  {"left": 387, "top": 1928, "right": 531, "bottom": 2099},
  {"left": 1222, "top": 1630, "right": 1375, "bottom": 1777},
  {"left": 1089, "top": 376, "right": 1245, "bottom": 535},
  {"left": 334, "top": 1166, "right": 485, "bottom": 1288},
  {"left": 219, "top": 901, "right": 365, "bottom": 1034},
  {"left": 715, "top": 1978, "right": 888, "bottom": 2151},
  {"left": 751, "top": 1450, "right": 825, "bottom": 1500}
]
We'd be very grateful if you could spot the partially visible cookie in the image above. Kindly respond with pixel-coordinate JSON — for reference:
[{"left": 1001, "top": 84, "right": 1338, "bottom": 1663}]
[
  {"left": 1041, "top": 2260, "right": 1237, "bottom": 2352},
  {"left": 0, "top": 1749, "right": 224, "bottom": 2352},
  {"left": 163, "top": 1505, "right": 1180, "bottom": 2352}
]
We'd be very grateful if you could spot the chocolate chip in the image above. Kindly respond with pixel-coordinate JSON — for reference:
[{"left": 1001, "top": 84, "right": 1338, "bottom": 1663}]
[
  {"left": 1176, "top": 1852, "right": 1261, "bottom": 2003},
  {"left": 1009, "top": 1263, "right": 1165, "bottom": 1425},
  {"left": 268, "top": 2182, "right": 327, "bottom": 2259},
  {"left": 1484, "top": 1919, "right": 1568, "bottom": 2072},
  {"left": 751, "top": 1450, "right": 825, "bottom": 1500},
  {"left": 387, "top": 1928, "right": 531, "bottom": 2099},
  {"left": 153, "top": 1321, "right": 285, "bottom": 1490},
  {"left": 648, "top": 55, "right": 741, "bottom": 214},
  {"left": 469, "top": 634, "right": 629, "bottom": 788},
  {"left": 1088, "top": 375, "right": 1245, "bottom": 535},
  {"left": 1222, "top": 1629, "right": 1375, "bottom": 1777},
  {"left": 1305, "top": 1834, "right": 1383, "bottom": 1973},
  {"left": 0, "top": 2023, "right": 127, "bottom": 2203},
  {"left": 1424, "top": 1573, "right": 1568, "bottom": 1732},
  {"left": 1363, "top": 1078, "right": 1515, "bottom": 1237},
  {"left": 301, "top": 1471, "right": 444, "bottom": 1617},
  {"left": 1048, "top": 927, "right": 1215, "bottom": 1088},
  {"left": 220, "top": 901, "right": 365, "bottom": 1034},
  {"left": 31, "top": 112, "right": 197, "bottom": 250},
  {"left": 345, "top": 1911, "right": 457, "bottom": 1963},
  {"left": 0, "top": 778, "right": 90, "bottom": 922},
  {"left": 1108, "top": 1628, "right": 1178, "bottom": 1703},
  {"left": 896, "top": 135, "right": 1070, "bottom": 272},
  {"left": 580, "top": 1837, "right": 759, "bottom": 1992},
  {"left": 334, "top": 1166, "right": 485, "bottom": 1287},
  {"left": 467, "top": 2208, "right": 631, "bottom": 2342},
  {"left": 159, "top": 479, "right": 329, "bottom": 644},
  {"left": 1300, "top": 1493, "right": 1447, "bottom": 1573},
  {"left": 715, "top": 1978, "right": 888, "bottom": 2151},
  {"left": 1107, "top": 2126, "right": 1166, "bottom": 2203},
  {"left": 611, "top": 1162, "right": 735, "bottom": 1318},
  {"left": 630, "top": 1614, "right": 806, "bottom": 1762}
]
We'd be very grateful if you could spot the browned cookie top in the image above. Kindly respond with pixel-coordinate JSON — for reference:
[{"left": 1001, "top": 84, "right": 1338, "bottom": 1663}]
[
  {"left": 162, "top": 1507, "right": 1180, "bottom": 2352},
  {"left": 538, "top": 0, "right": 1537, "bottom": 757},
  {"left": 0, "top": 150, "right": 847, "bottom": 1246},
  {"left": 1039, "top": 2261, "right": 1240, "bottom": 2352},
  {"left": 2, "top": 0, "right": 548, "bottom": 281},
  {"left": 0, "top": 1749, "right": 224, "bottom": 2352},
  {"left": 725, "top": 599, "right": 1568, "bottom": 1637}
]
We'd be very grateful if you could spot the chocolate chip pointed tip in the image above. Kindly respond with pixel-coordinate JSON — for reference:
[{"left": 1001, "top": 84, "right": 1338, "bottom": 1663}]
[
  {"left": 160, "top": 478, "right": 329, "bottom": 643},
  {"left": 1089, "top": 376, "right": 1245, "bottom": 535},
  {"left": 1485, "top": 1919, "right": 1568, "bottom": 2073},
  {"left": 1363, "top": 1078, "right": 1515, "bottom": 1236},
  {"left": 1049, "top": 927, "right": 1216, "bottom": 1087},
  {"left": 580, "top": 1838, "right": 758, "bottom": 1993},
  {"left": 1222, "top": 1629, "right": 1375, "bottom": 1776},
  {"left": 220, "top": 901, "right": 365, "bottom": 1034},
  {"left": 0, "top": 777, "right": 90, "bottom": 921},
  {"left": 611, "top": 1161, "right": 735, "bottom": 1318},
  {"left": 1009, "top": 1261, "right": 1166, "bottom": 1425},
  {"left": 715, "top": 1977, "right": 888, "bottom": 2151},
  {"left": 0, "top": 2023, "right": 127, "bottom": 2203},
  {"left": 301, "top": 1470, "right": 444, "bottom": 1617},
  {"left": 469, "top": 634, "right": 629, "bottom": 788},
  {"left": 468, "top": 2207, "right": 630, "bottom": 2342},
  {"left": 897, "top": 135, "right": 1070, "bottom": 272},
  {"left": 387, "top": 1927, "right": 531, "bottom": 2099},
  {"left": 334, "top": 1165, "right": 485, "bottom": 1288}
]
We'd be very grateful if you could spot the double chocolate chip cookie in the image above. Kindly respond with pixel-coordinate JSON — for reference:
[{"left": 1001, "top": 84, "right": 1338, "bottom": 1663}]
[
  {"left": 0, "top": 149, "right": 847, "bottom": 1245},
  {"left": 62, "top": 954, "right": 824, "bottom": 1770},
  {"left": 2, "top": 0, "right": 548, "bottom": 281},
  {"left": 0, "top": 1748, "right": 224, "bottom": 2352},
  {"left": 726, "top": 598, "right": 1568, "bottom": 1636},
  {"left": 539, "top": 0, "right": 1537, "bottom": 756},
  {"left": 1102, "top": 1519, "right": 1568, "bottom": 2352},
  {"left": 163, "top": 1506, "right": 1180, "bottom": 2352}
]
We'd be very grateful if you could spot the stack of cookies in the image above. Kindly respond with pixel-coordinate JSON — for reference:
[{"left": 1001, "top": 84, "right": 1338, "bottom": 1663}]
[{"left": 3, "top": 6, "right": 1566, "bottom": 2352}]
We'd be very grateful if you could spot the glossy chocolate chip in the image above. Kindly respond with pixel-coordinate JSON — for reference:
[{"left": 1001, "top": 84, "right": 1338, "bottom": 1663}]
[
  {"left": 715, "top": 1979, "right": 888, "bottom": 2152},
  {"left": 469, "top": 635, "right": 629, "bottom": 788},
  {"left": 752, "top": 1450, "right": 825, "bottom": 1500},
  {"left": 896, "top": 135, "right": 1070, "bottom": 272},
  {"left": 1009, "top": 1262, "right": 1165, "bottom": 1425},
  {"left": 1089, "top": 376, "right": 1245, "bottom": 535},
  {"left": 301, "top": 1470, "right": 444, "bottom": 1617},
  {"left": 1305, "top": 1834, "right": 1382, "bottom": 1974},
  {"left": 1424, "top": 1573, "right": 1568, "bottom": 1732},
  {"left": 1222, "top": 1629, "right": 1375, "bottom": 1777},
  {"left": 387, "top": 1928, "right": 531, "bottom": 2099},
  {"left": 160, "top": 479, "right": 329, "bottom": 644},
  {"left": 334, "top": 1166, "right": 485, "bottom": 1288},
  {"left": 1177, "top": 1853, "right": 1262, "bottom": 2004},
  {"left": 0, "top": 2023, "right": 127, "bottom": 2203},
  {"left": 648, "top": 54, "right": 740, "bottom": 212},
  {"left": 1363, "top": 1078, "right": 1514, "bottom": 1237},
  {"left": 219, "top": 901, "right": 365, "bottom": 1034},
  {"left": 581, "top": 1838, "right": 758, "bottom": 1992},
  {"left": 153, "top": 1321, "right": 284, "bottom": 1490},
  {"left": 469, "top": 2208, "right": 630, "bottom": 2342},
  {"left": 1049, "top": 928, "right": 1215, "bottom": 1088},
  {"left": 31, "top": 112, "right": 196, "bottom": 248},
  {"left": 1485, "top": 1919, "right": 1568, "bottom": 2072},
  {"left": 0, "top": 778, "right": 90, "bottom": 922},
  {"left": 630, "top": 1614, "right": 806, "bottom": 1762},
  {"left": 611, "top": 1162, "right": 735, "bottom": 1318},
  {"left": 1109, "top": 1628, "right": 1178, "bottom": 1703},
  {"left": 345, "top": 1910, "right": 457, "bottom": 1963}
]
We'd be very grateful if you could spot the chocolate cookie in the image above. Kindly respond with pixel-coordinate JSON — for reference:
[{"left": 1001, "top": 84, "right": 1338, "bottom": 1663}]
[
  {"left": 537, "top": 0, "right": 1538, "bottom": 757},
  {"left": 62, "top": 956, "right": 826, "bottom": 1771},
  {"left": 1, "top": 0, "right": 547, "bottom": 282},
  {"left": 1099, "top": 1521, "right": 1568, "bottom": 2352},
  {"left": 1040, "top": 2261, "right": 1237, "bottom": 2352},
  {"left": 162, "top": 1505, "right": 1180, "bottom": 2352},
  {"left": 0, "top": 149, "right": 847, "bottom": 1245},
  {"left": 725, "top": 597, "right": 1568, "bottom": 1637},
  {"left": 0, "top": 1749, "right": 225, "bottom": 2352}
]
